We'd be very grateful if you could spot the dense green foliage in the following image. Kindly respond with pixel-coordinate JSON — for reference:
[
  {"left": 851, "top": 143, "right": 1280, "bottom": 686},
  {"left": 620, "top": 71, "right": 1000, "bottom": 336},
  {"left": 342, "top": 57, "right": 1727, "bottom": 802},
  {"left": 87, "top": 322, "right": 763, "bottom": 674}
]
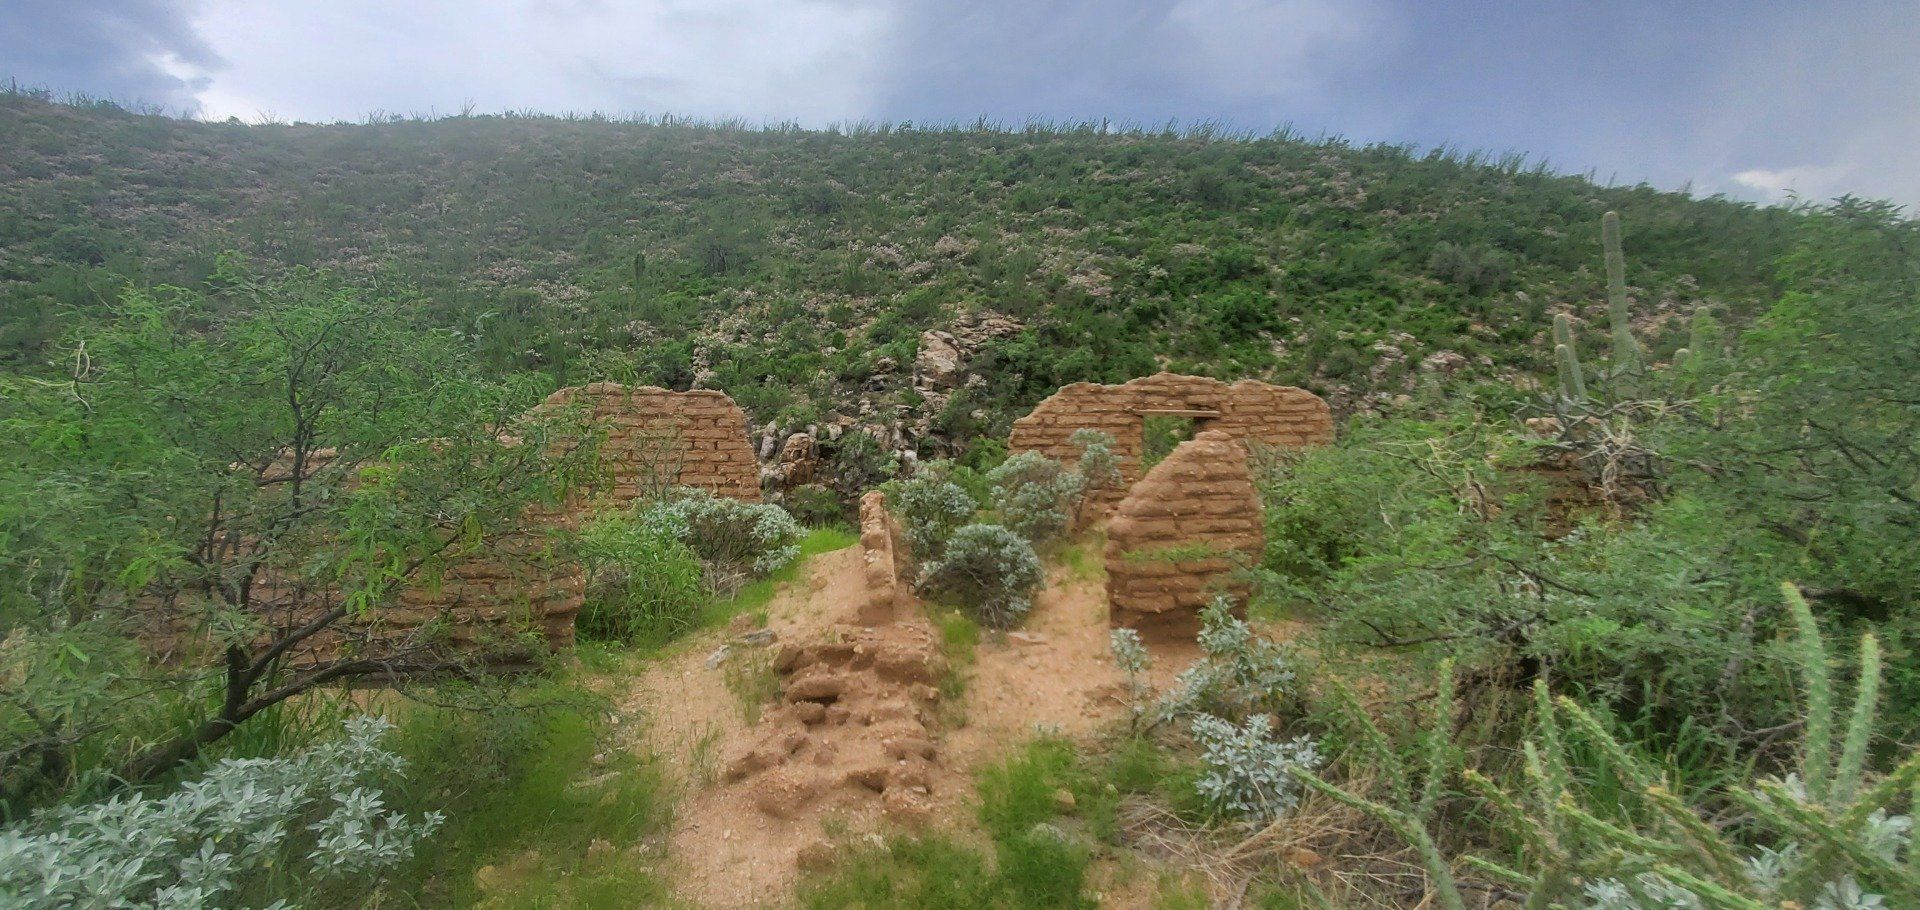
[
  {"left": 576, "top": 513, "right": 708, "bottom": 647},
  {"left": 2, "top": 88, "right": 1916, "bottom": 908},
  {"left": 383, "top": 678, "right": 670, "bottom": 907},
  {"left": 0, "top": 91, "right": 1795, "bottom": 456},
  {"left": 0, "top": 263, "right": 590, "bottom": 810}
]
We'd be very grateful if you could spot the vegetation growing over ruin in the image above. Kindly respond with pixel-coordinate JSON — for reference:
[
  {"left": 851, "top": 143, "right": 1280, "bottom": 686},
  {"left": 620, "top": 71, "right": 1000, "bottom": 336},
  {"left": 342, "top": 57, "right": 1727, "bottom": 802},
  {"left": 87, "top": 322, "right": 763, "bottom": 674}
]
[{"left": 1, "top": 89, "right": 1917, "bottom": 908}]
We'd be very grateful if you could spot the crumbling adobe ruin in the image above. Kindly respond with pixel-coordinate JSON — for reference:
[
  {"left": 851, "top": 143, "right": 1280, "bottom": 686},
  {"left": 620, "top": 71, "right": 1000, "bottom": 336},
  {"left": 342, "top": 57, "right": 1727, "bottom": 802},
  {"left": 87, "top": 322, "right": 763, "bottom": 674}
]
[
  {"left": 1008, "top": 372, "right": 1333, "bottom": 515},
  {"left": 541, "top": 382, "right": 761, "bottom": 505},
  {"left": 1006, "top": 373, "right": 1332, "bottom": 643},
  {"left": 144, "top": 384, "right": 764, "bottom": 670},
  {"left": 857, "top": 490, "right": 909, "bottom": 625},
  {"left": 1105, "top": 430, "right": 1266, "bottom": 642}
]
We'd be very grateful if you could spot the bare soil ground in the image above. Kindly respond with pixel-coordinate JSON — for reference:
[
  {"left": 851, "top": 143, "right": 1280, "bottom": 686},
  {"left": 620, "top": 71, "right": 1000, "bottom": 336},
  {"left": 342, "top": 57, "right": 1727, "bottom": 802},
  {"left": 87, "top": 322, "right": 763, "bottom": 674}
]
[{"left": 613, "top": 538, "right": 1214, "bottom": 908}]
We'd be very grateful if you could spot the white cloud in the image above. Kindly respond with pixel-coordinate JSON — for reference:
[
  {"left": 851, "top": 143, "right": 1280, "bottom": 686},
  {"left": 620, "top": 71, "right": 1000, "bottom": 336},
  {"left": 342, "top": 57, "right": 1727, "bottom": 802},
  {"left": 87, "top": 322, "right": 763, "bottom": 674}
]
[
  {"left": 185, "top": 0, "right": 895, "bottom": 124},
  {"left": 1730, "top": 164, "right": 1852, "bottom": 204}
]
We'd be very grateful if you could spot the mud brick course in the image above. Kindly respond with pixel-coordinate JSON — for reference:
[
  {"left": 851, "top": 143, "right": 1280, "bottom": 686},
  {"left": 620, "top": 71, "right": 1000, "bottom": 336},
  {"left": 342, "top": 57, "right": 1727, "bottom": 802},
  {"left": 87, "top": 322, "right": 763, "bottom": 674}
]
[
  {"left": 1008, "top": 372, "right": 1332, "bottom": 514},
  {"left": 145, "top": 384, "right": 763, "bottom": 671},
  {"left": 542, "top": 382, "right": 761, "bottom": 504},
  {"left": 856, "top": 491, "right": 910, "bottom": 624},
  {"left": 1104, "top": 430, "right": 1265, "bottom": 643}
]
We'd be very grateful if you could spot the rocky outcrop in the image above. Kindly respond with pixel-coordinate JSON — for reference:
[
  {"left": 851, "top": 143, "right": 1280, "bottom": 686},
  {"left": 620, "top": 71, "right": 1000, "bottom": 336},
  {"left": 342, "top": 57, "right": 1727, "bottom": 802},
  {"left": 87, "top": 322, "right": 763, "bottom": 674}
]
[
  {"left": 912, "top": 331, "right": 966, "bottom": 391},
  {"left": 761, "top": 432, "right": 820, "bottom": 494},
  {"left": 1105, "top": 430, "right": 1265, "bottom": 643}
]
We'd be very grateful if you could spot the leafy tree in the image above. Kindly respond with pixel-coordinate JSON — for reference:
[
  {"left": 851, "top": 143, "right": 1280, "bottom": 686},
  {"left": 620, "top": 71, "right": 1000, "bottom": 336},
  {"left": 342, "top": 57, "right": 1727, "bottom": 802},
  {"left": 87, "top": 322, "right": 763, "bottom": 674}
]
[
  {"left": 0, "top": 264, "right": 592, "bottom": 805},
  {"left": 1674, "top": 198, "right": 1920, "bottom": 618}
]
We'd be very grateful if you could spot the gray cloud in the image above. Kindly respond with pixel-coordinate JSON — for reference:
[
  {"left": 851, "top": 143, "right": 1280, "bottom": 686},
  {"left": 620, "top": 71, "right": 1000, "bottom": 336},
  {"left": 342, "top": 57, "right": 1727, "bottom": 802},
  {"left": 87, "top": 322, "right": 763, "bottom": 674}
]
[
  {"left": 1, "top": 0, "right": 222, "bottom": 113},
  {"left": 869, "top": 0, "right": 1393, "bottom": 127},
  {"left": 2, "top": 1, "right": 1914, "bottom": 207}
]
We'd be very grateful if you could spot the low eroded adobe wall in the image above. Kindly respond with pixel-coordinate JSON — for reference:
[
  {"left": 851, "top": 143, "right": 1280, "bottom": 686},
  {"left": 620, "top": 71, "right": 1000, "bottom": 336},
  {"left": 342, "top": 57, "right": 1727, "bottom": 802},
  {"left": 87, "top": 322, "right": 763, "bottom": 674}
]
[
  {"left": 857, "top": 490, "right": 910, "bottom": 625},
  {"left": 145, "top": 384, "right": 762, "bottom": 670},
  {"left": 1008, "top": 372, "right": 1331, "bottom": 514},
  {"left": 541, "top": 382, "right": 761, "bottom": 505},
  {"left": 1105, "top": 430, "right": 1265, "bottom": 643}
]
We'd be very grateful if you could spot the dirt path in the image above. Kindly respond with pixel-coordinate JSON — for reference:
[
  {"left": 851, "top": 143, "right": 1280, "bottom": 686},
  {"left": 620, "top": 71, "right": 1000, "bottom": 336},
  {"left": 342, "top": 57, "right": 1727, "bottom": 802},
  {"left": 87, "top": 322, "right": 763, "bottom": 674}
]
[{"left": 616, "top": 538, "right": 1204, "bottom": 908}]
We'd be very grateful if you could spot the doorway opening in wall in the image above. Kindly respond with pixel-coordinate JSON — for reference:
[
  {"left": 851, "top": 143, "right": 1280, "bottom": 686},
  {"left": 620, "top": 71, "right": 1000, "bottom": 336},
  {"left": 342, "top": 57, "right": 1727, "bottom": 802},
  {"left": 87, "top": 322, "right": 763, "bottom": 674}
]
[{"left": 1141, "top": 414, "right": 1198, "bottom": 471}]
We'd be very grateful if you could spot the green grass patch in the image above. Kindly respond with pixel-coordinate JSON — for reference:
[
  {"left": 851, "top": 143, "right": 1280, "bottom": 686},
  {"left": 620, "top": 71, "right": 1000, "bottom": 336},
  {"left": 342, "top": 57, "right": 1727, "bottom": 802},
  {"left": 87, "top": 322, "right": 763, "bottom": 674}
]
[
  {"left": 802, "top": 738, "right": 1112, "bottom": 908},
  {"left": 722, "top": 646, "right": 779, "bottom": 724},
  {"left": 930, "top": 607, "right": 981, "bottom": 725},
  {"left": 377, "top": 679, "right": 671, "bottom": 908},
  {"left": 1054, "top": 533, "right": 1106, "bottom": 582},
  {"left": 697, "top": 524, "right": 856, "bottom": 629},
  {"left": 1120, "top": 542, "right": 1230, "bottom": 563}
]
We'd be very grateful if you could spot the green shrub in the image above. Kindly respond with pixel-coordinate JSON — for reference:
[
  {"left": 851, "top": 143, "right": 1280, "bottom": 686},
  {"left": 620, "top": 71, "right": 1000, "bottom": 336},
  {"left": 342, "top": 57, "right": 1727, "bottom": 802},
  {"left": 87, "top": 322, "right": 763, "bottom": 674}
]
[
  {"left": 986, "top": 452, "right": 1082, "bottom": 543},
  {"left": 0, "top": 716, "right": 438, "bottom": 910},
  {"left": 886, "top": 471, "right": 978, "bottom": 563},
  {"left": 781, "top": 483, "right": 846, "bottom": 526},
  {"left": 1158, "top": 599, "right": 1303, "bottom": 723},
  {"left": 1304, "top": 585, "right": 1920, "bottom": 910},
  {"left": 916, "top": 523, "right": 1043, "bottom": 629},
  {"left": 576, "top": 514, "right": 708, "bottom": 646},
  {"left": 385, "top": 682, "right": 669, "bottom": 908},
  {"left": 637, "top": 487, "right": 803, "bottom": 578}
]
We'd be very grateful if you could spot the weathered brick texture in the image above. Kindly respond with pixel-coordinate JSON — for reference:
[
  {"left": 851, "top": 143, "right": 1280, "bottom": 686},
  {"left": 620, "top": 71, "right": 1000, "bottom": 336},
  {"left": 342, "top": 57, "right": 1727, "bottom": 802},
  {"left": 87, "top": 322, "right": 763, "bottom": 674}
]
[
  {"left": 145, "top": 384, "right": 761, "bottom": 670},
  {"left": 541, "top": 382, "right": 761, "bottom": 504},
  {"left": 1008, "top": 372, "right": 1332, "bottom": 514},
  {"left": 857, "top": 490, "right": 911, "bottom": 624},
  {"left": 1104, "top": 430, "right": 1265, "bottom": 643}
]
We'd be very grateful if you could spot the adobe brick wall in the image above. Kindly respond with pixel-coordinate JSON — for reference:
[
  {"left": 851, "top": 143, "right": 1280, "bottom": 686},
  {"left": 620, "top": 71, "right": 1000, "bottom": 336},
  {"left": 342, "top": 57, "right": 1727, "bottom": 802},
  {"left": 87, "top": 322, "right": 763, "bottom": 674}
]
[
  {"left": 541, "top": 382, "right": 761, "bottom": 504},
  {"left": 857, "top": 490, "right": 910, "bottom": 625},
  {"left": 144, "top": 384, "right": 762, "bottom": 670},
  {"left": 1104, "top": 430, "right": 1265, "bottom": 643},
  {"left": 248, "top": 510, "right": 584, "bottom": 668},
  {"left": 1008, "top": 372, "right": 1331, "bottom": 514}
]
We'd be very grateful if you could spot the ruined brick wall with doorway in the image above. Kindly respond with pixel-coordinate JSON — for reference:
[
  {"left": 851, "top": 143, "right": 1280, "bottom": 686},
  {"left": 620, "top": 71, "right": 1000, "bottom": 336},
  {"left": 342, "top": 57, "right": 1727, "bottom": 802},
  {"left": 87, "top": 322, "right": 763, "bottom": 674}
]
[
  {"left": 1104, "top": 430, "right": 1265, "bottom": 642},
  {"left": 1007, "top": 372, "right": 1333, "bottom": 515}
]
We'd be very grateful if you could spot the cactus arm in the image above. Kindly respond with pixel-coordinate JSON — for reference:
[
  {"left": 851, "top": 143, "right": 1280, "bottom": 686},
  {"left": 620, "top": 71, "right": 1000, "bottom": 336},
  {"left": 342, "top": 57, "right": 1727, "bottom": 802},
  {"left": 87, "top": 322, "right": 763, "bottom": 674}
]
[
  {"left": 1642, "top": 784, "right": 1749, "bottom": 887},
  {"left": 1416, "top": 659, "right": 1456, "bottom": 824},
  {"left": 1555, "top": 343, "right": 1587, "bottom": 402},
  {"left": 1643, "top": 864, "right": 1775, "bottom": 910},
  {"left": 1554, "top": 695, "right": 1665, "bottom": 808},
  {"left": 1296, "top": 768, "right": 1468, "bottom": 910},
  {"left": 1784, "top": 582, "right": 1836, "bottom": 804},
  {"left": 1833, "top": 633, "right": 1882, "bottom": 805},
  {"left": 1744, "top": 779, "right": 1920, "bottom": 904}
]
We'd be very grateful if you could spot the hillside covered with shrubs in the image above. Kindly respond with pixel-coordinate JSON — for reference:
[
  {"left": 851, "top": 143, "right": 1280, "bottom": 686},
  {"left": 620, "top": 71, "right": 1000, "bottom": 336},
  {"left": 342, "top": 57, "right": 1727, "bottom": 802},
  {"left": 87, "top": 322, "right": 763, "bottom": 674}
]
[
  {"left": 0, "top": 89, "right": 1795, "bottom": 456},
  {"left": 2, "top": 87, "right": 1918, "bottom": 909}
]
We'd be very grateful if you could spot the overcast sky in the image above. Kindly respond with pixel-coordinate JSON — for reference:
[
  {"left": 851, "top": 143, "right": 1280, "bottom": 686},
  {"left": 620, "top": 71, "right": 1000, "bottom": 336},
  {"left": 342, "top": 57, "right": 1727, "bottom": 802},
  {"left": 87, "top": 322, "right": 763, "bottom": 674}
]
[{"left": 4, "top": 0, "right": 1914, "bottom": 207}]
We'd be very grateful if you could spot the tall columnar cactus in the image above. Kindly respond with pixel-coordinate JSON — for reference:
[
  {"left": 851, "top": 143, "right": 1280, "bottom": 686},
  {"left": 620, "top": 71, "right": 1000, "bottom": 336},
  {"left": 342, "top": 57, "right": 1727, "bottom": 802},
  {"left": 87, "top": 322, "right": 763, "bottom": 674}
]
[
  {"left": 1688, "top": 304, "right": 1723, "bottom": 369},
  {"left": 1602, "top": 211, "right": 1642, "bottom": 379},
  {"left": 1555, "top": 343, "right": 1587, "bottom": 403},
  {"left": 1551, "top": 314, "right": 1587, "bottom": 402},
  {"left": 1552, "top": 312, "right": 1575, "bottom": 351}
]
